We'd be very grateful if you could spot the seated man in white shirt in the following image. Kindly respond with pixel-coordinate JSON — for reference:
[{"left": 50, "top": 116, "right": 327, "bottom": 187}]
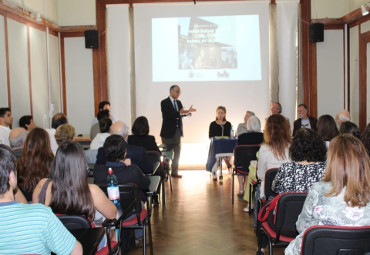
[
  {"left": 46, "top": 113, "right": 68, "bottom": 155},
  {"left": 0, "top": 108, "right": 13, "bottom": 146}
]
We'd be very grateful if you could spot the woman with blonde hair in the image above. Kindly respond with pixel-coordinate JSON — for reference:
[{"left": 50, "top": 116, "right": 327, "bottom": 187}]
[
  {"left": 55, "top": 124, "right": 75, "bottom": 146},
  {"left": 285, "top": 134, "right": 370, "bottom": 254}
]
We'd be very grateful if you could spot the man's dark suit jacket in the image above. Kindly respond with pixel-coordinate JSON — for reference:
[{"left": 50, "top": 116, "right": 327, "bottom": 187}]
[
  {"left": 160, "top": 97, "right": 183, "bottom": 139},
  {"left": 96, "top": 144, "right": 153, "bottom": 174},
  {"left": 293, "top": 116, "right": 318, "bottom": 136}
]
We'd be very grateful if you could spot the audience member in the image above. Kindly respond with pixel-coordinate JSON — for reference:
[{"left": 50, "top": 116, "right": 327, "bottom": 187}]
[
  {"left": 257, "top": 114, "right": 291, "bottom": 199},
  {"left": 96, "top": 121, "right": 153, "bottom": 174},
  {"left": 0, "top": 144, "right": 82, "bottom": 255},
  {"left": 272, "top": 128, "right": 327, "bottom": 193},
  {"left": 236, "top": 110, "right": 255, "bottom": 136},
  {"left": 270, "top": 102, "right": 282, "bottom": 115},
  {"left": 33, "top": 142, "right": 117, "bottom": 225},
  {"left": 90, "top": 109, "right": 110, "bottom": 139},
  {"left": 46, "top": 113, "right": 68, "bottom": 155},
  {"left": 9, "top": 128, "right": 28, "bottom": 159},
  {"left": 90, "top": 117, "right": 112, "bottom": 150},
  {"left": 209, "top": 106, "right": 233, "bottom": 180},
  {"left": 317, "top": 114, "right": 338, "bottom": 147},
  {"left": 94, "top": 135, "right": 150, "bottom": 194},
  {"left": 335, "top": 110, "right": 350, "bottom": 128},
  {"left": 285, "top": 134, "right": 370, "bottom": 254},
  {"left": 292, "top": 104, "right": 317, "bottom": 136},
  {"left": 17, "top": 128, "right": 54, "bottom": 201},
  {"left": 128, "top": 116, "right": 160, "bottom": 152},
  {"left": 362, "top": 122, "right": 370, "bottom": 156},
  {"left": 19, "top": 115, "right": 35, "bottom": 131},
  {"left": 0, "top": 107, "right": 13, "bottom": 146},
  {"left": 236, "top": 115, "right": 263, "bottom": 196},
  {"left": 339, "top": 121, "right": 361, "bottom": 139},
  {"left": 55, "top": 124, "right": 75, "bottom": 146},
  {"left": 91, "top": 101, "right": 115, "bottom": 126}
]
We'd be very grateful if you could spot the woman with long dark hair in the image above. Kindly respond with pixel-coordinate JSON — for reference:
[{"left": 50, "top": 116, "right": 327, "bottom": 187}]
[
  {"left": 317, "top": 115, "right": 338, "bottom": 147},
  {"left": 33, "top": 141, "right": 116, "bottom": 222},
  {"left": 17, "top": 127, "right": 54, "bottom": 201},
  {"left": 128, "top": 116, "right": 160, "bottom": 152}
]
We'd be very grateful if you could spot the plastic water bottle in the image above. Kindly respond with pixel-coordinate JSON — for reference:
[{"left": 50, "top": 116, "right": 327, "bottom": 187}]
[
  {"left": 107, "top": 168, "right": 120, "bottom": 207},
  {"left": 230, "top": 126, "right": 235, "bottom": 139}
]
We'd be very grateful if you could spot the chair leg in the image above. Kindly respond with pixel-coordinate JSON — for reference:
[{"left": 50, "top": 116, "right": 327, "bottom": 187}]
[
  {"left": 148, "top": 218, "right": 153, "bottom": 255},
  {"left": 232, "top": 170, "right": 235, "bottom": 204},
  {"left": 143, "top": 225, "right": 146, "bottom": 255}
]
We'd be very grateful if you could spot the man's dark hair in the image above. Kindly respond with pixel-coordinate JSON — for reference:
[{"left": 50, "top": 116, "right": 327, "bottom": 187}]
[
  {"left": 340, "top": 121, "right": 361, "bottom": 139},
  {"left": 104, "top": 134, "right": 126, "bottom": 162},
  {"left": 51, "top": 113, "right": 67, "bottom": 129},
  {"left": 131, "top": 116, "right": 149, "bottom": 136},
  {"left": 298, "top": 104, "right": 307, "bottom": 109},
  {"left": 170, "top": 85, "right": 179, "bottom": 92},
  {"left": 290, "top": 128, "right": 327, "bottom": 162},
  {"left": 19, "top": 115, "right": 33, "bottom": 130},
  {"left": 0, "top": 145, "right": 16, "bottom": 194},
  {"left": 99, "top": 118, "right": 112, "bottom": 133},
  {"left": 98, "top": 101, "right": 110, "bottom": 111},
  {"left": 97, "top": 110, "right": 110, "bottom": 120},
  {"left": 0, "top": 108, "right": 11, "bottom": 118}
]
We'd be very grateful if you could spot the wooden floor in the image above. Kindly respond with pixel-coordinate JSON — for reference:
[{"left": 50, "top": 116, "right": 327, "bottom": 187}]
[{"left": 129, "top": 170, "right": 286, "bottom": 255}]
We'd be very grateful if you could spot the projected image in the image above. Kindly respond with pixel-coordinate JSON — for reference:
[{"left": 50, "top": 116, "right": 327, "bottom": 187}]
[
  {"left": 178, "top": 17, "right": 237, "bottom": 71},
  {"left": 152, "top": 15, "right": 261, "bottom": 82}
]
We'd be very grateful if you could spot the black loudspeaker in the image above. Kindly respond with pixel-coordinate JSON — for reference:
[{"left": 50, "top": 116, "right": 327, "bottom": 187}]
[
  {"left": 310, "top": 23, "right": 324, "bottom": 42},
  {"left": 85, "top": 30, "right": 99, "bottom": 49}
]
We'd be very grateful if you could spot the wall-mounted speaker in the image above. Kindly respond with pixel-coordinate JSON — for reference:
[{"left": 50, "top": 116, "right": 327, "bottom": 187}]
[
  {"left": 310, "top": 23, "right": 324, "bottom": 43},
  {"left": 85, "top": 30, "right": 99, "bottom": 49}
]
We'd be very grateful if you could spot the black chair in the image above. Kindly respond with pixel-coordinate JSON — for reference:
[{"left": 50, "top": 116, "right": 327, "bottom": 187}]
[
  {"left": 231, "top": 144, "right": 260, "bottom": 204},
  {"left": 300, "top": 225, "right": 370, "bottom": 255},
  {"left": 145, "top": 151, "right": 161, "bottom": 175},
  {"left": 57, "top": 214, "right": 121, "bottom": 255},
  {"left": 257, "top": 192, "right": 307, "bottom": 255},
  {"left": 255, "top": 168, "right": 279, "bottom": 224},
  {"left": 99, "top": 183, "right": 154, "bottom": 255}
]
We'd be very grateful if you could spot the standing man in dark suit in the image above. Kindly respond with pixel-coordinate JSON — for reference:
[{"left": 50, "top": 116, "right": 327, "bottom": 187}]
[
  {"left": 160, "top": 85, "right": 196, "bottom": 178},
  {"left": 292, "top": 104, "right": 318, "bottom": 136}
]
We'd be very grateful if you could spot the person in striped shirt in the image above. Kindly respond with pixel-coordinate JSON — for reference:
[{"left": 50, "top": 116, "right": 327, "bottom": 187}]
[{"left": 0, "top": 144, "right": 82, "bottom": 255}]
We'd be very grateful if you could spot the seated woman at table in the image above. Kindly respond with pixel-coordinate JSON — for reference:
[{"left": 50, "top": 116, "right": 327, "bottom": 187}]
[
  {"left": 236, "top": 115, "right": 263, "bottom": 197},
  {"left": 128, "top": 116, "right": 160, "bottom": 152},
  {"left": 32, "top": 141, "right": 117, "bottom": 225},
  {"left": 271, "top": 128, "right": 327, "bottom": 194},
  {"left": 209, "top": 106, "right": 233, "bottom": 180},
  {"left": 236, "top": 110, "right": 255, "bottom": 136},
  {"left": 285, "top": 134, "right": 370, "bottom": 254}
]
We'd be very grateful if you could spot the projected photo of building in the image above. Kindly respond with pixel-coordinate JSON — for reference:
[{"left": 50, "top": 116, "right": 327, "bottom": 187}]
[{"left": 178, "top": 17, "right": 237, "bottom": 70}]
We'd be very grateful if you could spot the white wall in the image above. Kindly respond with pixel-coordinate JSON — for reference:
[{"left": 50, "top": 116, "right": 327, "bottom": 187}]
[
  {"left": 29, "top": 27, "right": 49, "bottom": 128},
  {"left": 317, "top": 30, "right": 344, "bottom": 118},
  {"left": 0, "top": 16, "right": 8, "bottom": 107},
  {"left": 106, "top": 4, "right": 131, "bottom": 126},
  {"left": 7, "top": 19, "right": 31, "bottom": 127},
  {"left": 64, "top": 37, "right": 94, "bottom": 135},
  {"left": 57, "top": 0, "right": 96, "bottom": 26},
  {"left": 311, "top": 0, "right": 348, "bottom": 19},
  {"left": 350, "top": 25, "right": 360, "bottom": 125}
]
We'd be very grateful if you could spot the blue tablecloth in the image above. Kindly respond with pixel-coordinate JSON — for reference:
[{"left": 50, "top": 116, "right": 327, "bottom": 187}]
[{"left": 206, "top": 137, "right": 238, "bottom": 172}]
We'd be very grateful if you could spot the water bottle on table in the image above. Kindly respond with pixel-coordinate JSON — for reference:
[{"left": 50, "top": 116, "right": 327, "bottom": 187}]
[
  {"left": 230, "top": 126, "right": 235, "bottom": 139},
  {"left": 107, "top": 167, "right": 121, "bottom": 208}
]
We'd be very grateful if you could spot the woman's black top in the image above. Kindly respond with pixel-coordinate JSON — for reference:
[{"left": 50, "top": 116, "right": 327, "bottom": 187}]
[{"left": 209, "top": 121, "right": 232, "bottom": 138}]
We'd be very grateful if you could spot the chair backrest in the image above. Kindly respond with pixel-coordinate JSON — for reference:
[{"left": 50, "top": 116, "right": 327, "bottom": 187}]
[
  {"left": 264, "top": 168, "right": 279, "bottom": 199},
  {"left": 300, "top": 225, "right": 370, "bottom": 255},
  {"left": 233, "top": 145, "right": 260, "bottom": 171},
  {"left": 118, "top": 184, "right": 143, "bottom": 226},
  {"left": 274, "top": 192, "right": 307, "bottom": 238},
  {"left": 57, "top": 215, "right": 93, "bottom": 230},
  {"left": 145, "top": 151, "right": 161, "bottom": 174}
]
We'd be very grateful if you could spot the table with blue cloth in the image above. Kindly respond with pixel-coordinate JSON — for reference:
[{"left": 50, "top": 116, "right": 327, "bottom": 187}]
[{"left": 206, "top": 137, "right": 237, "bottom": 183}]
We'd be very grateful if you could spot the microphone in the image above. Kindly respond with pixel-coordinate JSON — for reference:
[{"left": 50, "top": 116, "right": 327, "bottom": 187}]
[{"left": 221, "top": 124, "right": 224, "bottom": 137}]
